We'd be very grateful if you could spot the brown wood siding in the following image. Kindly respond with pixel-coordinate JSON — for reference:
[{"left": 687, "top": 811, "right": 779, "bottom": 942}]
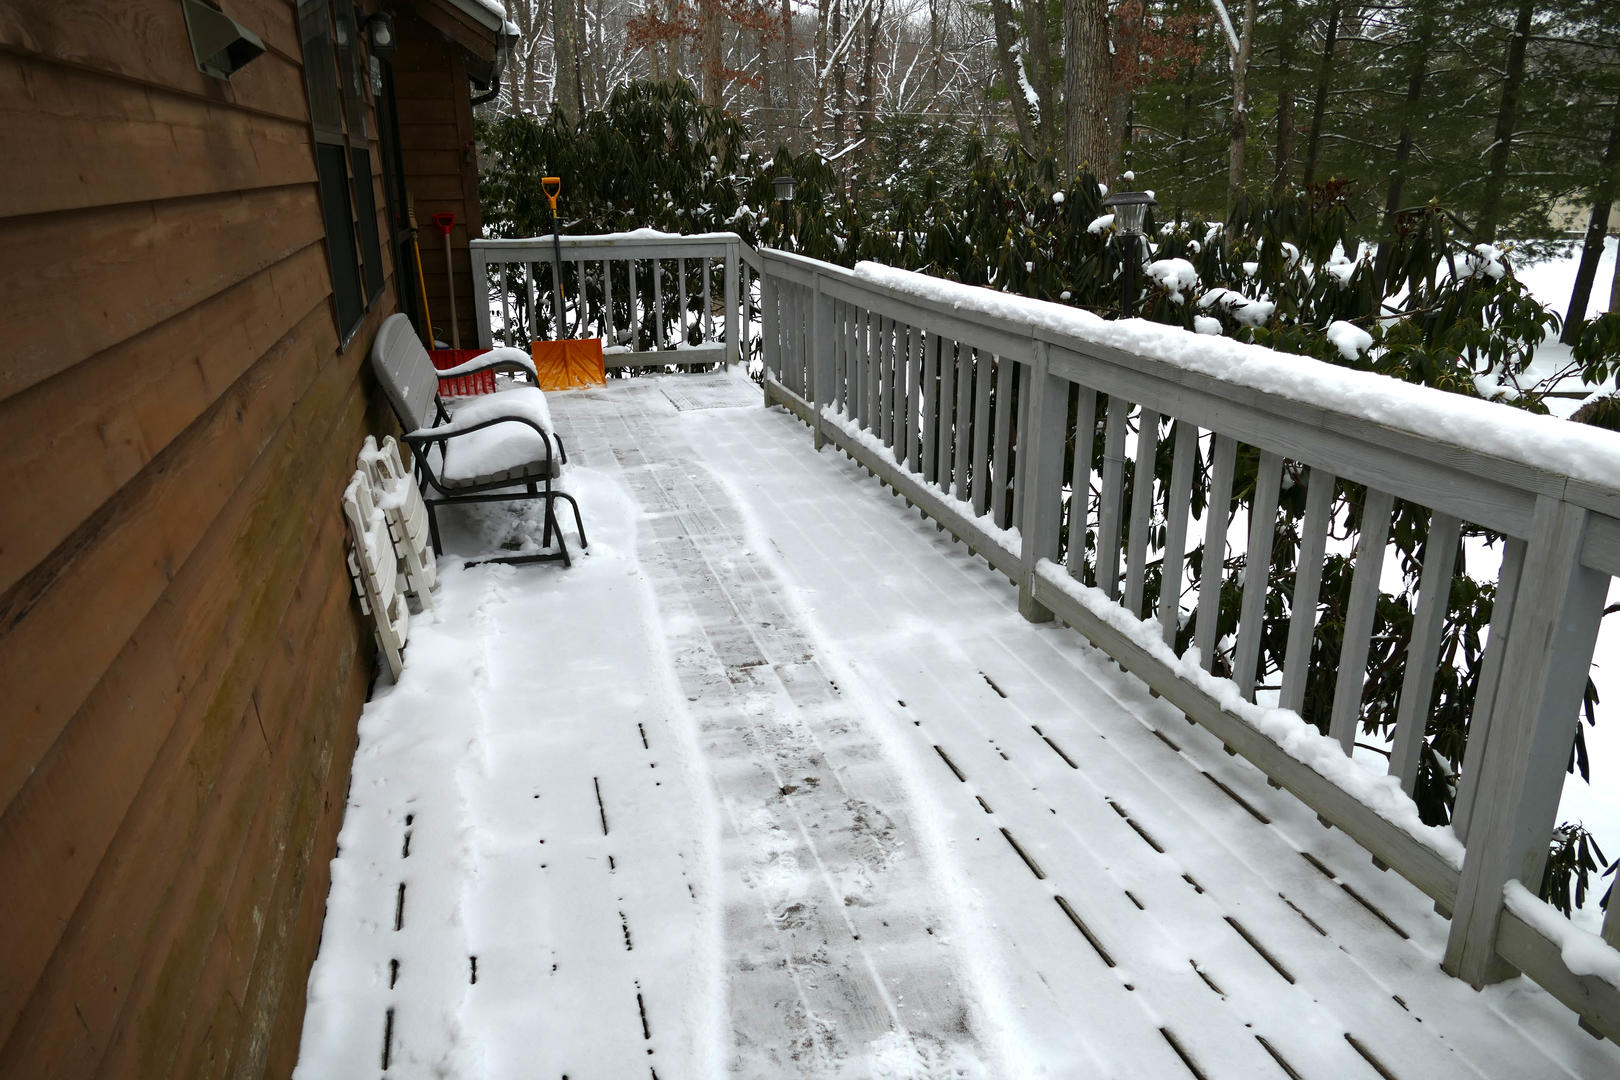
[
  {"left": 0, "top": 1, "right": 413, "bottom": 1075},
  {"left": 393, "top": 8, "right": 482, "bottom": 349}
]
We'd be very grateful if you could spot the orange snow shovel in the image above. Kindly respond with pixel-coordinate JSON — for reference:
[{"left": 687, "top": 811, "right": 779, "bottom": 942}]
[{"left": 531, "top": 176, "right": 606, "bottom": 390}]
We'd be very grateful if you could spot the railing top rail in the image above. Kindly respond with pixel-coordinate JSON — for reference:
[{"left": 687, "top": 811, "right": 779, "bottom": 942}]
[
  {"left": 473, "top": 230, "right": 743, "bottom": 252},
  {"left": 759, "top": 248, "right": 1620, "bottom": 526}
]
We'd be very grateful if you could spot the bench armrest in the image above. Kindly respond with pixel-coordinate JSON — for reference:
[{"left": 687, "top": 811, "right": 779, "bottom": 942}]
[{"left": 435, "top": 346, "right": 537, "bottom": 381}]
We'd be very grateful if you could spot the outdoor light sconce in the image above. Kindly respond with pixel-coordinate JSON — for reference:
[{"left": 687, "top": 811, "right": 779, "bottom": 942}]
[
  {"left": 772, "top": 176, "right": 796, "bottom": 203},
  {"left": 1102, "top": 190, "right": 1157, "bottom": 237},
  {"left": 181, "top": 0, "right": 266, "bottom": 80},
  {"left": 363, "top": 11, "right": 397, "bottom": 61},
  {"left": 1102, "top": 191, "right": 1157, "bottom": 316}
]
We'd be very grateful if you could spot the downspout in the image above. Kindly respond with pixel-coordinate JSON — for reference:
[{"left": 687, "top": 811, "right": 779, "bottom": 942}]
[{"left": 470, "top": 24, "right": 513, "bottom": 106}]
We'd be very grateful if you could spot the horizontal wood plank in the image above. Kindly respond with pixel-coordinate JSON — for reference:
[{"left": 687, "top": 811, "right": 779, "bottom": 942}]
[
  {"left": 0, "top": 240, "right": 330, "bottom": 598},
  {"left": 0, "top": 184, "right": 325, "bottom": 403},
  {"left": 0, "top": 0, "right": 310, "bottom": 123},
  {"left": 0, "top": 55, "right": 315, "bottom": 219}
]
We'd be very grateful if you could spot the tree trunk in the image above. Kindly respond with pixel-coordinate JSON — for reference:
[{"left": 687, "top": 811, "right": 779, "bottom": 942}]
[
  {"left": 812, "top": 0, "right": 830, "bottom": 145},
  {"left": 857, "top": 0, "right": 878, "bottom": 160},
  {"left": 1062, "top": 0, "right": 1111, "bottom": 178},
  {"left": 1226, "top": 0, "right": 1256, "bottom": 212},
  {"left": 1371, "top": 9, "right": 1437, "bottom": 301},
  {"left": 1300, "top": 0, "right": 1339, "bottom": 188},
  {"left": 992, "top": 0, "right": 1038, "bottom": 156},
  {"left": 701, "top": 0, "right": 725, "bottom": 110},
  {"left": 758, "top": 25, "right": 774, "bottom": 145},
  {"left": 1272, "top": 0, "right": 1296, "bottom": 194},
  {"left": 1477, "top": 0, "right": 1535, "bottom": 242},
  {"left": 833, "top": 0, "right": 850, "bottom": 147},
  {"left": 783, "top": 0, "right": 800, "bottom": 151},
  {"left": 1023, "top": 0, "right": 1055, "bottom": 155},
  {"left": 554, "top": 0, "right": 582, "bottom": 122},
  {"left": 928, "top": 0, "right": 942, "bottom": 102},
  {"left": 1563, "top": 96, "right": 1620, "bottom": 343}
]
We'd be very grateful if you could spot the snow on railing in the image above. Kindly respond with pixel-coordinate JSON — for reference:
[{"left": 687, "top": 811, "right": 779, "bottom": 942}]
[
  {"left": 470, "top": 230, "right": 762, "bottom": 369},
  {"left": 757, "top": 246, "right": 1620, "bottom": 1039}
]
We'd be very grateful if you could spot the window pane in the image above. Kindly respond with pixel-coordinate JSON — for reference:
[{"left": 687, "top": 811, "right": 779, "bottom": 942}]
[
  {"left": 351, "top": 147, "right": 385, "bottom": 302},
  {"left": 296, "top": 0, "right": 343, "bottom": 138}
]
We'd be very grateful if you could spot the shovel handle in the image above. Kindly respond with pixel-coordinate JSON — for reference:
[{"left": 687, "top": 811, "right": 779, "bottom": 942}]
[{"left": 542, "top": 176, "right": 561, "bottom": 214}]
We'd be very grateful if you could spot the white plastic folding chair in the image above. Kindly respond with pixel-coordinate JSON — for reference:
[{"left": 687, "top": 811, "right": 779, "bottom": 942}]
[
  {"left": 343, "top": 468, "right": 410, "bottom": 679},
  {"left": 360, "top": 435, "right": 438, "bottom": 609}
]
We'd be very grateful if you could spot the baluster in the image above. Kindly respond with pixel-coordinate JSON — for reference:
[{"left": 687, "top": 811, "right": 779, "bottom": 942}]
[
  {"left": 628, "top": 259, "right": 640, "bottom": 350},
  {"left": 1065, "top": 387, "right": 1099, "bottom": 578},
  {"left": 936, "top": 338, "right": 956, "bottom": 489},
  {"left": 1328, "top": 487, "right": 1397, "bottom": 753},
  {"left": 922, "top": 332, "right": 940, "bottom": 484},
  {"left": 1157, "top": 420, "right": 1198, "bottom": 644},
  {"left": 953, "top": 343, "right": 973, "bottom": 502},
  {"left": 1095, "top": 397, "right": 1130, "bottom": 600},
  {"left": 990, "top": 357, "right": 1014, "bottom": 528},
  {"left": 896, "top": 324, "right": 913, "bottom": 465},
  {"left": 702, "top": 256, "right": 712, "bottom": 342},
  {"left": 1195, "top": 434, "right": 1239, "bottom": 671},
  {"left": 971, "top": 349, "right": 993, "bottom": 516},
  {"left": 525, "top": 263, "right": 537, "bottom": 346},
  {"left": 761, "top": 272, "right": 779, "bottom": 382},
  {"left": 601, "top": 259, "right": 614, "bottom": 346},
  {"left": 1012, "top": 365, "right": 1031, "bottom": 529},
  {"left": 881, "top": 318, "right": 897, "bottom": 448},
  {"left": 1232, "top": 450, "right": 1284, "bottom": 699},
  {"left": 1388, "top": 511, "right": 1462, "bottom": 793},
  {"left": 1452, "top": 537, "right": 1524, "bottom": 843},
  {"left": 653, "top": 260, "right": 666, "bottom": 351},
  {"left": 499, "top": 264, "right": 511, "bottom": 347},
  {"left": 871, "top": 311, "right": 884, "bottom": 436},
  {"left": 1123, "top": 408, "right": 1163, "bottom": 616},
  {"left": 678, "top": 257, "right": 690, "bottom": 348},
  {"left": 910, "top": 328, "right": 925, "bottom": 469},
  {"left": 1279, "top": 467, "right": 1336, "bottom": 712},
  {"left": 852, "top": 307, "right": 865, "bottom": 426}
]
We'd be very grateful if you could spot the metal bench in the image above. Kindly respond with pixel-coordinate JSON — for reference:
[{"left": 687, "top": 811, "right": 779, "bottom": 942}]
[{"left": 369, "top": 313, "right": 587, "bottom": 566}]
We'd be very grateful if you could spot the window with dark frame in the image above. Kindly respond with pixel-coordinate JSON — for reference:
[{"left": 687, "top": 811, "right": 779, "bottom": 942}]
[{"left": 297, "top": 0, "right": 388, "bottom": 342}]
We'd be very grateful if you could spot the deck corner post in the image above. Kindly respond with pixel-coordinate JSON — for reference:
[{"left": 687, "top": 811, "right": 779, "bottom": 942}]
[
  {"left": 723, "top": 244, "right": 740, "bottom": 366},
  {"left": 761, "top": 269, "right": 780, "bottom": 409},
  {"left": 1442, "top": 495, "right": 1606, "bottom": 986},
  {"left": 1017, "top": 341, "right": 1067, "bottom": 623},
  {"left": 811, "top": 275, "right": 835, "bottom": 450},
  {"left": 470, "top": 243, "right": 493, "bottom": 349}
]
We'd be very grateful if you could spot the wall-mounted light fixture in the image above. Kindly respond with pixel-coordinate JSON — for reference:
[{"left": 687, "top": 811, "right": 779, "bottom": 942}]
[
  {"left": 362, "top": 10, "right": 397, "bottom": 61},
  {"left": 181, "top": 0, "right": 266, "bottom": 80}
]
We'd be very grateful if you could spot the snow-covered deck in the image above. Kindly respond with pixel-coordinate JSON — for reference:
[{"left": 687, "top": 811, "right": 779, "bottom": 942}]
[{"left": 294, "top": 371, "right": 1620, "bottom": 1079}]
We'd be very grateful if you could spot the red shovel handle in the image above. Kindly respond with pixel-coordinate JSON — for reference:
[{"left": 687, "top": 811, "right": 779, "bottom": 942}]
[{"left": 431, "top": 211, "right": 456, "bottom": 236}]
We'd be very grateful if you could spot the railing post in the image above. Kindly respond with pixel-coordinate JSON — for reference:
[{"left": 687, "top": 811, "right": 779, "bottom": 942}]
[
  {"left": 760, "top": 268, "right": 780, "bottom": 409},
  {"left": 810, "top": 274, "right": 835, "bottom": 450},
  {"left": 470, "top": 244, "right": 492, "bottom": 349},
  {"left": 723, "top": 244, "right": 740, "bottom": 366},
  {"left": 1017, "top": 340, "right": 1067, "bottom": 623},
  {"left": 1443, "top": 495, "right": 1607, "bottom": 985}
]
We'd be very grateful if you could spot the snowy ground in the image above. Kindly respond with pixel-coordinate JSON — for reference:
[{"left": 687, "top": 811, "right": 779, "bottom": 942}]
[{"left": 294, "top": 371, "right": 1620, "bottom": 1079}]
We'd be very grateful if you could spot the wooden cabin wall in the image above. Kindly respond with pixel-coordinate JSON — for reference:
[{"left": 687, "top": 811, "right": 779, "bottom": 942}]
[
  {"left": 0, "top": 1, "right": 398, "bottom": 1075},
  {"left": 393, "top": 8, "right": 483, "bottom": 350}
]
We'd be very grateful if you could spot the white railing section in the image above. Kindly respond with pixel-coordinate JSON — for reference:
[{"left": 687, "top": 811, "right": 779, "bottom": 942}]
[
  {"left": 470, "top": 232, "right": 762, "bottom": 368},
  {"left": 758, "top": 246, "right": 1620, "bottom": 1039}
]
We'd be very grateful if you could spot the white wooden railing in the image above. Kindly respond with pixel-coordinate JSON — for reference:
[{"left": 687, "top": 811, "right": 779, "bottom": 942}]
[
  {"left": 473, "top": 229, "right": 1620, "bottom": 1035},
  {"left": 759, "top": 246, "right": 1620, "bottom": 1039},
  {"left": 470, "top": 231, "right": 761, "bottom": 367}
]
